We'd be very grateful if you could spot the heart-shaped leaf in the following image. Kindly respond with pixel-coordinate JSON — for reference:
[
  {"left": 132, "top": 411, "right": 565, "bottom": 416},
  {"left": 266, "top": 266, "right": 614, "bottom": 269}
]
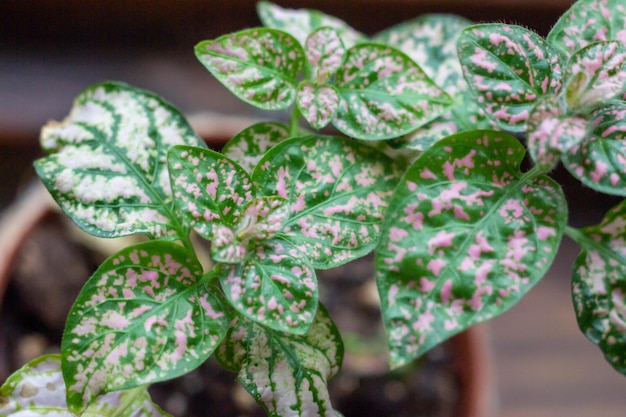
[
  {"left": 61, "top": 241, "right": 228, "bottom": 414},
  {"left": 548, "top": 0, "right": 626, "bottom": 60},
  {"left": 297, "top": 81, "right": 340, "bottom": 129},
  {"left": 168, "top": 145, "right": 254, "bottom": 240},
  {"left": 305, "top": 27, "right": 346, "bottom": 83},
  {"left": 34, "top": 82, "right": 205, "bottom": 240},
  {"left": 527, "top": 95, "right": 588, "bottom": 171},
  {"left": 0, "top": 355, "right": 171, "bottom": 417},
  {"left": 216, "top": 305, "right": 343, "bottom": 417},
  {"left": 222, "top": 122, "right": 290, "bottom": 173},
  {"left": 457, "top": 24, "right": 563, "bottom": 131},
  {"left": 253, "top": 135, "right": 401, "bottom": 268},
  {"left": 256, "top": 1, "right": 366, "bottom": 48},
  {"left": 562, "top": 101, "right": 626, "bottom": 195},
  {"left": 376, "top": 130, "right": 567, "bottom": 367},
  {"left": 571, "top": 201, "right": 626, "bottom": 375},
  {"left": 564, "top": 41, "right": 626, "bottom": 110},
  {"left": 333, "top": 43, "right": 452, "bottom": 140},
  {"left": 218, "top": 239, "right": 317, "bottom": 334},
  {"left": 195, "top": 28, "right": 305, "bottom": 110}
]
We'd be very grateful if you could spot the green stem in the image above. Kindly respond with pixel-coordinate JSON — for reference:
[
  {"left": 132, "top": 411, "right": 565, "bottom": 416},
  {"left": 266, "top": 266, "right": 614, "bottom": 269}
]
[
  {"left": 290, "top": 106, "right": 301, "bottom": 137},
  {"left": 565, "top": 225, "right": 586, "bottom": 246}
]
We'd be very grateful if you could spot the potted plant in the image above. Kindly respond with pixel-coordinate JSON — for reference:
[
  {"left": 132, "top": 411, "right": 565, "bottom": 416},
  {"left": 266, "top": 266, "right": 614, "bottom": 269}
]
[{"left": 2, "top": 0, "right": 626, "bottom": 415}]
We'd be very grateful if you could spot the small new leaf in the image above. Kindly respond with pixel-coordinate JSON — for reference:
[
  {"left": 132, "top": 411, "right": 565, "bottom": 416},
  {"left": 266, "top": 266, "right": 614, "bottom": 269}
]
[
  {"left": 222, "top": 122, "right": 290, "bottom": 174},
  {"left": 0, "top": 355, "right": 172, "bottom": 417},
  {"left": 305, "top": 27, "right": 346, "bottom": 83},
  {"left": 297, "top": 81, "right": 340, "bottom": 129}
]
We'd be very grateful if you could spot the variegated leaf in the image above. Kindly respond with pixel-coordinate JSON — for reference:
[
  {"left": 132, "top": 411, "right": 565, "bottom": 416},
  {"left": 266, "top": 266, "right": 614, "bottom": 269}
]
[
  {"left": 296, "top": 81, "right": 340, "bottom": 130},
  {"left": 333, "top": 43, "right": 452, "bottom": 140},
  {"left": 0, "top": 355, "right": 171, "bottom": 417},
  {"left": 62, "top": 241, "right": 228, "bottom": 414},
  {"left": 562, "top": 101, "right": 626, "bottom": 195},
  {"left": 253, "top": 135, "right": 400, "bottom": 268},
  {"left": 457, "top": 24, "right": 563, "bottom": 131},
  {"left": 305, "top": 27, "right": 346, "bottom": 83},
  {"left": 168, "top": 145, "right": 254, "bottom": 240},
  {"left": 571, "top": 201, "right": 626, "bottom": 375},
  {"left": 256, "top": 1, "right": 366, "bottom": 48},
  {"left": 222, "top": 122, "right": 290, "bottom": 174},
  {"left": 33, "top": 82, "right": 205, "bottom": 240},
  {"left": 564, "top": 41, "right": 626, "bottom": 110},
  {"left": 195, "top": 28, "right": 305, "bottom": 110},
  {"left": 373, "top": 14, "right": 472, "bottom": 96},
  {"left": 376, "top": 130, "right": 567, "bottom": 367},
  {"left": 217, "top": 305, "right": 343, "bottom": 417},
  {"left": 218, "top": 239, "right": 317, "bottom": 334},
  {"left": 527, "top": 95, "right": 588, "bottom": 171},
  {"left": 548, "top": 0, "right": 626, "bottom": 60}
]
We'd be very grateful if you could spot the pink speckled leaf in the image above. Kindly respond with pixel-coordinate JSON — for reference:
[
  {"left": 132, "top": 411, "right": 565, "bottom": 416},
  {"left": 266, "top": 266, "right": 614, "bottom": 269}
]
[
  {"left": 457, "top": 24, "right": 563, "bottom": 132},
  {"left": 253, "top": 135, "right": 401, "bottom": 268},
  {"left": 216, "top": 305, "right": 343, "bottom": 416},
  {"left": 61, "top": 241, "right": 228, "bottom": 414},
  {"left": 376, "top": 130, "right": 567, "bottom": 367},
  {"left": 527, "top": 95, "right": 588, "bottom": 172},
  {"left": 222, "top": 122, "right": 290, "bottom": 173},
  {"left": 168, "top": 145, "right": 254, "bottom": 241},
  {"left": 547, "top": 0, "right": 626, "bottom": 60},
  {"left": 296, "top": 81, "right": 340, "bottom": 130},
  {"left": 33, "top": 82, "right": 206, "bottom": 240},
  {"left": 563, "top": 41, "right": 626, "bottom": 110},
  {"left": 571, "top": 201, "right": 626, "bottom": 375},
  {"left": 0, "top": 355, "right": 172, "bottom": 417},
  {"left": 256, "top": 1, "right": 366, "bottom": 48},
  {"left": 562, "top": 101, "right": 626, "bottom": 196},
  {"left": 195, "top": 28, "right": 305, "bottom": 110},
  {"left": 218, "top": 239, "right": 317, "bottom": 334},
  {"left": 333, "top": 43, "right": 452, "bottom": 140},
  {"left": 305, "top": 27, "right": 346, "bottom": 83}
]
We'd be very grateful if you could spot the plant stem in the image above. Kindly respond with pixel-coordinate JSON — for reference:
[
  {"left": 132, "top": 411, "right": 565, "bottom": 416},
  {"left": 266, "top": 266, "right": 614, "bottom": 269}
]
[
  {"left": 290, "top": 106, "right": 301, "bottom": 137},
  {"left": 565, "top": 225, "right": 586, "bottom": 245}
]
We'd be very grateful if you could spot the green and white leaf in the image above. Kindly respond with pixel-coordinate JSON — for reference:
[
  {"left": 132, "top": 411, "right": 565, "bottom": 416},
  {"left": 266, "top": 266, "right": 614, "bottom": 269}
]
[
  {"left": 0, "top": 355, "right": 171, "bottom": 417},
  {"left": 62, "top": 241, "right": 228, "bottom": 414},
  {"left": 256, "top": 1, "right": 366, "bottom": 48},
  {"left": 222, "top": 122, "right": 290, "bottom": 174},
  {"left": 571, "top": 201, "right": 626, "bottom": 376},
  {"left": 562, "top": 101, "right": 626, "bottom": 195},
  {"left": 34, "top": 82, "right": 205, "bottom": 240},
  {"left": 168, "top": 145, "right": 254, "bottom": 240},
  {"left": 218, "top": 239, "right": 317, "bottom": 334},
  {"left": 253, "top": 135, "right": 401, "bottom": 268},
  {"left": 217, "top": 305, "right": 343, "bottom": 417},
  {"left": 296, "top": 81, "right": 340, "bottom": 130},
  {"left": 333, "top": 43, "right": 452, "bottom": 140},
  {"left": 548, "top": 0, "right": 626, "bottom": 60},
  {"left": 564, "top": 41, "right": 626, "bottom": 110},
  {"left": 195, "top": 28, "right": 305, "bottom": 110},
  {"left": 527, "top": 94, "right": 589, "bottom": 172},
  {"left": 376, "top": 130, "right": 567, "bottom": 368},
  {"left": 457, "top": 24, "right": 563, "bottom": 131},
  {"left": 305, "top": 27, "right": 346, "bottom": 83}
]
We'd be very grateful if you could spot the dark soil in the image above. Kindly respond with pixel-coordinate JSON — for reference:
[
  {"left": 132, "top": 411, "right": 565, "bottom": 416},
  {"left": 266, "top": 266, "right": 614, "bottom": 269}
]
[{"left": 0, "top": 214, "right": 461, "bottom": 417}]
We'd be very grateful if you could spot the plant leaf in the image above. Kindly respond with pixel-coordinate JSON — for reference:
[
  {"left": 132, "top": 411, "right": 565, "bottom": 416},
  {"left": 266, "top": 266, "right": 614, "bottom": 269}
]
[
  {"left": 563, "top": 41, "right": 626, "bottom": 110},
  {"left": 33, "top": 82, "right": 205, "bottom": 240},
  {"left": 256, "top": 1, "right": 366, "bottom": 48},
  {"left": 547, "top": 0, "right": 626, "bottom": 60},
  {"left": 562, "top": 101, "right": 626, "bottom": 195},
  {"left": 218, "top": 239, "right": 318, "bottom": 334},
  {"left": 218, "top": 305, "right": 343, "bottom": 417},
  {"left": 195, "top": 28, "right": 305, "bottom": 110},
  {"left": 0, "top": 355, "right": 172, "bottom": 417},
  {"left": 305, "top": 27, "right": 346, "bottom": 83},
  {"left": 253, "top": 135, "right": 401, "bottom": 268},
  {"left": 222, "top": 122, "right": 290, "bottom": 173},
  {"left": 296, "top": 81, "right": 340, "bottom": 129},
  {"left": 333, "top": 43, "right": 452, "bottom": 140},
  {"left": 527, "top": 95, "right": 588, "bottom": 171},
  {"left": 457, "top": 24, "right": 563, "bottom": 131},
  {"left": 571, "top": 201, "right": 626, "bottom": 376},
  {"left": 61, "top": 241, "right": 228, "bottom": 414},
  {"left": 168, "top": 145, "right": 254, "bottom": 240},
  {"left": 376, "top": 130, "right": 567, "bottom": 367}
]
